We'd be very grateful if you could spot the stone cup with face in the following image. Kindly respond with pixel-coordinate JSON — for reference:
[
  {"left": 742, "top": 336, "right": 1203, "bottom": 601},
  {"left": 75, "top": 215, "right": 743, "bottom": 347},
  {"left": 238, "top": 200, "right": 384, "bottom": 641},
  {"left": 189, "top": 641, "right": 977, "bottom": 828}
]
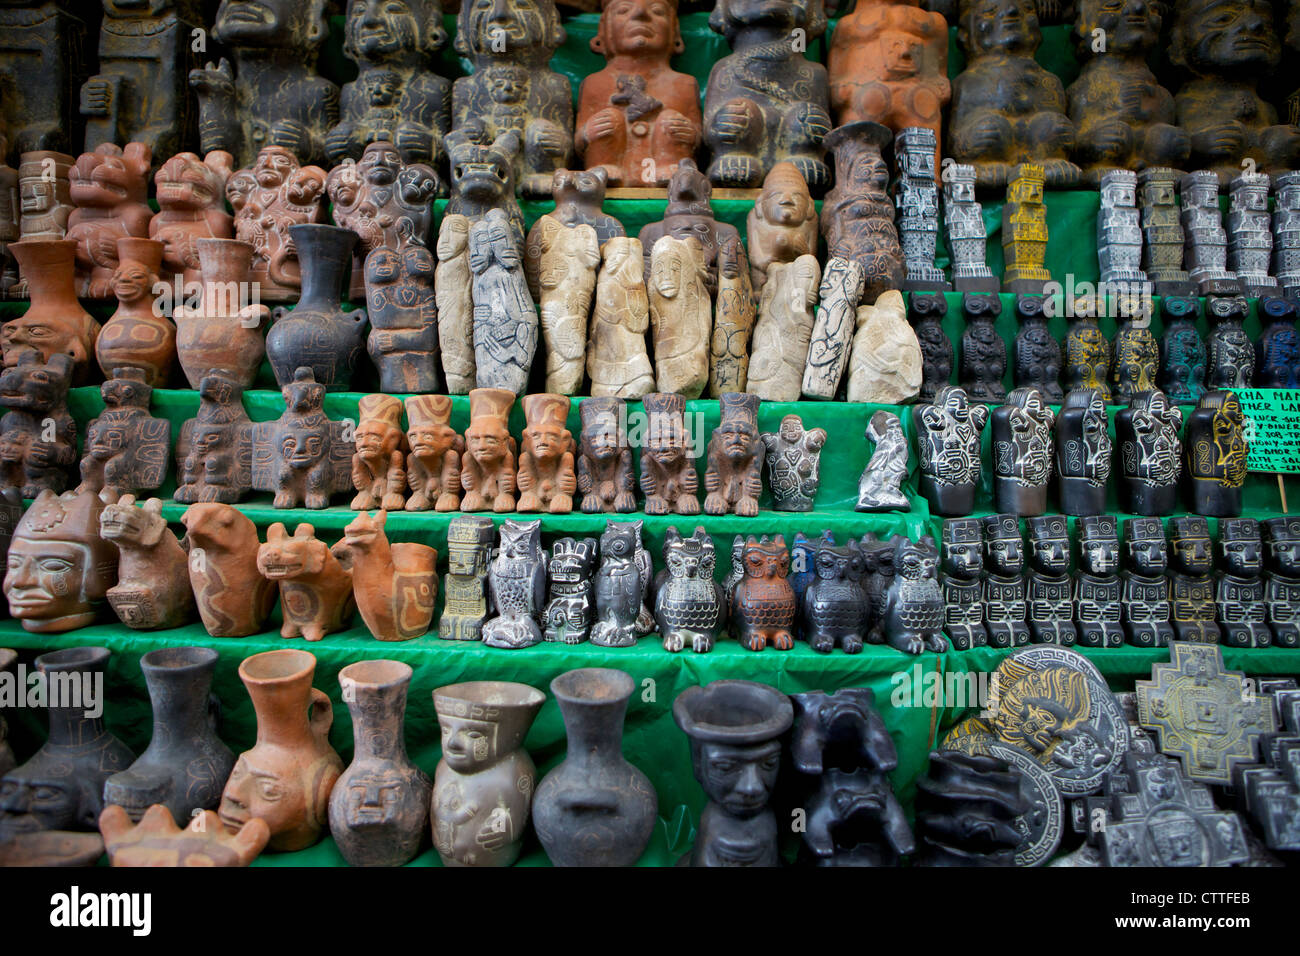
[
  {"left": 1169, "top": 516, "right": 1215, "bottom": 575},
  {"left": 1124, "top": 517, "right": 1169, "bottom": 576},
  {"left": 982, "top": 514, "right": 1025, "bottom": 576},
  {"left": 434, "top": 681, "right": 544, "bottom": 774},
  {"left": 1219, "top": 518, "right": 1263, "bottom": 577},
  {"left": 1027, "top": 515, "right": 1070, "bottom": 574},
  {"left": 942, "top": 518, "right": 984, "bottom": 581},
  {"left": 1079, "top": 515, "right": 1120, "bottom": 575}
]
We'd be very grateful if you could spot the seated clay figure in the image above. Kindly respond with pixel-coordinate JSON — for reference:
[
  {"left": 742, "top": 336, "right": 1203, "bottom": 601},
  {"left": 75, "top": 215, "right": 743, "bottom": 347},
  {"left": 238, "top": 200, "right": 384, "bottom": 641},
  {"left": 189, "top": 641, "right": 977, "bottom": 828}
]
[
  {"left": 745, "top": 163, "right": 819, "bottom": 295},
  {"left": 1066, "top": 0, "right": 1189, "bottom": 186},
  {"left": 66, "top": 143, "right": 154, "bottom": 299},
  {"left": 149, "top": 151, "right": 235, "bottom": 288},
  {"left": 949, "top": 0, "right": 1080, "bottom": 188},
  {"left": 1170, "top": 0, "right": 1300, "bottom": 184},
  {"left": 576, "top": 0, "right": 702, "bottom": 188}
]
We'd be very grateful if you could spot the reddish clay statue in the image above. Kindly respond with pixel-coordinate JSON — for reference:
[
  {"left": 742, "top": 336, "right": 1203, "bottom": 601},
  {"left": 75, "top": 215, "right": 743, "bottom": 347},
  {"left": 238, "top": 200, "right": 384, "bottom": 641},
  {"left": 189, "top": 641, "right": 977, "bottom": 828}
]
[
  {"left": 576, "top": 0, "right": 702, "bottom": 188},
  {"left": 257, "top": 523, "right": 356, "bottom": 642},
  {"left": 100, "top": 495, "right": 196, "bottom": 631},
  {"left": 461, "top": 387, "right": 519, "bottom": 513},
  {"left": 219, "top": 649, "right": 343, "bottom": 853},
  {"left": 5, "top": 239, "right": 101, "bottom": 385},
  {"left": 150, "top": 151, "right": 236, "bottom": 287},
  {"left": 339, "top": 510, "right": 438, "bottom": 642},
  {"left": 731, "top": 534, "right": 796, "bottom": 651},
  {"left": 518, "top": 393, "right": 577, "bottom": 513},
  {"left": 66, "top": 143, "right": 153, "bottom": 299},
  {"left": 405, "top": 395, "right": 463, "bottom": 512},
  {"left": 173, "top": 238, "right": 270, "bottom": 390},
  {"left": 181, "top": 503, "right": 278, "bottom": 638},
  {"left": 352, "top": 394, "right": 408, "bottom": 513},
  {"left": 704, "top": 391, "right": 762, "bottom": 517},
  {"left": 640, "top": 391, "right": 699, "bottom": 514},
  {"left": 101, "top": 804, "right": 270, "bottom": 867},
  {"left": 96, "top": 238, "right": 175, "bottom": 387}
]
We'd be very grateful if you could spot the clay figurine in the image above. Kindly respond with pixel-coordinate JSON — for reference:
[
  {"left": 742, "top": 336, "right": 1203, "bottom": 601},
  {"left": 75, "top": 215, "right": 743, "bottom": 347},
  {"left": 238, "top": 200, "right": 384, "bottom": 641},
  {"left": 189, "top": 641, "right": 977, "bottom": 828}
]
[
  {"left": 802, "top": 536, "right": 869, "bottom": 654},
  {"left": 175, "top": 374, "right": 255, "bottom": 505},
  {"left": 1262, "top": 516, "right": 1300, "bottom": 649},
  {"left": 102, "top": 646, "right": 233, "bottom": 826},
  {"left": 1168, "top": 515, "right": 1221, "bottom": 644},
  {"left": 250, "top": 368, "right": 355, "bottom": 510},
  {"left": 578, "top": 397, "right": 635, "bottom": 513},
  {"left": 351, "top": 394, "right": 408, "bottom": 513},
  {"left": 529, "top": 216, "right": 599, "bottom": 395},
  {"left": 544, "top": 536, "right": 598, "bottom": 644},
  {"left": 856, "top": 410, "right": 911, "bottom": 513},
  {"left": 1216, "top": 517, "right": 1270, "bottom": 649},
  {"left": 189, "top": 0, "right": 340, "bottom": 169},
  {"left": 218, "top": 649, "right": 343, "bottom": 852},
  {"left": 432, "top": 680, "right": 545, "bottom": 866},
  {"left": 1138, "top": 167, "right": 1194, "bottom": 296},
  {"left": 960, "top": 292, "right": 1007, "bottom": 403},
  {"left": 1063, "top": 308, "right": 1111, "bottom": 401},
  {"left": 587, "top": 236, "right": 655, "bottom": 399},
  {"left": 575, "top": 0, "right": 701, "bottom": 187},
  {"left": 65, "top": 143, "right": 153, "bottom": 300},
  {"left": 803, "top": 256, "right": 867, "bottom": 400},
  {"left": 648, "top": 234, "right": 711, "bottom": 398},
  {"left": 100, "top": 495, "right": 195, "bottom": 630},
  {"left": 1054, "top": 388, "right": 1111, "bottom": 517},
  {"left": 1074, "top": 514, "right": 1123, "bottom": 648},
  {"left": 761, "top": 414, "right": 826, "bottom": 513},
  {"left": 654, "top": 526, "right": 724, "bottom": 653},
  {"left": 180, "top": 503, "right": 278, "bottom": 638},
  {"left": 914, "top": 385, "right": 988, "bottom": 517},
  {"left": 711, "top": 237, "right": 756, "bottom": 397},
  {"left": 365, "top": 244, "right": 440, "bottom": 394},
  {"left": 1002, "top": 164, "right": 1051, "bottom": 294},
  {"left": 450, "top": 0, "right": 574, "bottom": 196},
  {"left": 78, "top": 368, "right": 171, "bottom": 498},
  {"left": 1180, "top": 171, "right": 1241, "bottom": 295},
  {"left": 436, "top": 214, "right": 476, "bottom": 393},
  {"left": 150, "top": 150, "right": 236, "bottom": 288},
  {"left": 911, "top": 292, "right": 954, "bottom": 400},
  {"left": 1121, "top": 516, "right": 1173, "bottom": 648},
  {"left": 329, "top": 659, "right": 431, "bottom": 867},
  {"left": 15, "top": 151, "right": 74, "bottom": 247},
  {"left": 746, "top": 163, "right": 818, "bottom": 295},
  {"left": 483, "top": 519, "right": 547, "bottom": 650},
  {"left": 847, "top": 290, "right": 923, "bottom": 404},
  {"left": 820, "top": 121, "right": 903, "bottom": 302},
  {"left": 5, "top": 239, "right": 100, "bottom": 384},
  {"left": 895, "top": 127, "right": 950, "bottom": 291},
  {"left": 1115, "top": 390, "right": 1182, "bottom": 517},
  {"left": 327, "top": 0, "right": 452, "bottom": 168},
  {"left": 441, "top": 515, "right": 496, "bottom": 642},
  {"left": 444, "top": 125, "right": 526, "bottom": 244},
  {"left": 942, "top": 163, "right": 998, "bottom": 292},
  {"left": 704, "top": 392, "right": 762, "bottom": 517},
  {"left": 1013, "top": 294, "right": 1062, "bottom": 402},
  {"left": 991, "top": 387, "right": 1055, "bottom": 517},
  {"left": 172, "top": 238, "right": 270, "bottom": 389},
  {"left": 340, "top": 510, "right": 437, "bottom": 643},
  {"left": 873, "top": 534, "right": 948, "bottom": 654},
  {"left": 639, "top": 391, "right": 699, "bottom": 514},
  {"left": 102, "top": 798, "right": 269, "bottom": 868},
  {"left": 517, "top": 393, "right": 577, "bottom": 513},
  {"left": 1206, "top": 294, "right": 1255, "bottom": 391},
  {"left": 471, "top": 208, "right": 538, "bottom": 395},
  {"left": 591, "top": 518, "right": 653, "bottom": 647},
  {"left": 0, "top": 349, "right": 77, "bottom": 498},
  {"left": 256, "top": 523, "right": 355, "bottom": 642},
  {"left": 1256, "top": 296, "right": 1300, "bottom": 388},
  {"left": 674, "top": 680, "right": 793, "bottom": 866},
  {"left": 534, "top": 168, "right": 625, "bottom": 251},
  {"left": 460, "top": 387, "right": 518, "bottom": 512},
  {"left": 949, "top": 0, "right": 1079, "bottom": 188},
  {"left": 729, "top": 535, "right": 795, "bottom": 652},
  {"left": 1158, "top": 296, "right": 1207, "bottom": 403},
  {"left": 404, "top": 395, "right": 462, "bottom": 512},
  {"left": 96, "top": 238, "right": 174, "bottom": 387},
  {"left": 1184, "top": 390, "right": 1248, "bottom": 518},
  {"left": 746, "top": 254, "right": 821, "bottom": 402},
  {"left": 637, "top": 159, "right": 743, "bottom": 296},
  {"left": 702, "top": 0, "right": 831, "bottom": 190},
  {"left": 226, "top": 147, "right": 329, "bottom": 301},
  {"left": 1024, "top": 515, "right": 1076, "bottom": 646},
  {"left": 982, "top": 513, "right": 1029, "bottom": 648},
  {"left": 941, "top": 518, "right": 987, "bottom": 650}
]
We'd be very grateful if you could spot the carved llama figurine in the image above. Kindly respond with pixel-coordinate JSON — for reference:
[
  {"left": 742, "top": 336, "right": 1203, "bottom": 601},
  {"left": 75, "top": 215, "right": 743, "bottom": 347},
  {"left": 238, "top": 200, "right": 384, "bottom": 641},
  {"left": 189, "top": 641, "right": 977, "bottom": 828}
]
[
  {"left": 338, "top": 510, "right": 438, "bottom": 643},
  {"left": 100, "top": 494, "right": 196, "bottom": 630},
  {"left": 256, "top": 523, "right": 356, "bottom": 642}
]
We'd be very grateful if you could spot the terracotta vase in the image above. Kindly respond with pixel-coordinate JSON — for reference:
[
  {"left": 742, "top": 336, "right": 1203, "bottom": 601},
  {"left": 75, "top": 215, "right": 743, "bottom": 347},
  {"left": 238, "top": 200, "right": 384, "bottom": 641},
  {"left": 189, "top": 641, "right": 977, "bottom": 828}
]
[
  {"left": 533, "top": 668, "right": 658, "bottom": 867},
  {"left": 266, "top": 224, "right": 367, "bottom": 391},
  {"left": 5, "top": 239, "right": 100, "bottom": 384},
  {"left": 103, "top": 647, "right": 235, "bottom": 826},
  {"left": 431, "top": 680, "right": 546, "bottom": 867},
  {"left": 174, "top": 237, "right": 269, "bottom": 389},
  {"left": 219, "top": 649, "right": 343, "bottom": 853},
  {"left": 96, "top": 237, "right": 175, "bottom": 386},
  {"left": 329, "top": 660, "right": 432, "bottom": 867},
  {"left": 181, "top": 503, "right": 278, "bottom": 638}
]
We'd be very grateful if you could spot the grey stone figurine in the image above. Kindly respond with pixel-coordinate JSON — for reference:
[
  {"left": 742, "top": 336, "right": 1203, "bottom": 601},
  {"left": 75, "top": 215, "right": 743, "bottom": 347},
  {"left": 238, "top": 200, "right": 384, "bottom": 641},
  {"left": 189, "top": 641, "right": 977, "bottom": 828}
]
[
  {"left": 761, "top": 414, "right": 826, "bottom": 513},
  {"left": 483, "top": 519, "right": 547, "bottom": 650},
  {"left": 1074, "top": 514, "right": 1123, "bottom": 648},
  {"left": 941, "top": 518, "right": 988, "bottom": 651},
  {"left": 856, "top": 410, "right": 911, "bottom": 513}
]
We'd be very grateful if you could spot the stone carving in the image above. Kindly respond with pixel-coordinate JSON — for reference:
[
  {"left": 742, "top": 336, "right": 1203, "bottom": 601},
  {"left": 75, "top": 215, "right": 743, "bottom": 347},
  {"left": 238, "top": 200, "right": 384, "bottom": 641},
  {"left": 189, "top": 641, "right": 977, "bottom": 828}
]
[
  {"left": 914, "top": 385, "right": 988, "bottom": 517},
  {"left": 1137, "top": 167, "right": 1193, "bottom": 296},
  {"left": 746, "top": 163, "right": 818, "bottom": 295},
  {"left": 404, "top": 395, "right": 462, "bottom": 512},
  {"left": 250, "top": 368, "right": 355, "bottom": 510},
  {"left": 471, "top": 208, "right": 538, "bottom": 395},
  {"left": 1002, "top": 164, "right": 1051, "bottom": 294},
  {"left": 591, "top": 518, "right": 653, "bottom": 647},
  {"left": 847, "top": 289, "right": 923, "bottom": 404},
  {"left": 654, "top": 526, "right": 724, "bottom": 653},
  {"left": 1112, "top": 309, "right": 1159, "bottom": 404},
  {"left": 436, "top": 213, "right": 475, "bottom": 393},
  {"left": 189, "top": 0, "right": 340, "bottom": 169},
  {"left": 1121, "top": 516, "right": 1172, "bottom": 648},
  {"left": 1227, "top": 172, "right": 1278, "bottom": 296},
  {"left": 1097, "top": 169, "right": 1146, "bottom": 289},
  {"left": 351, "top": 394, "right": 408, "bottom": 512},
  {"left": 1167, "top": 515, "right": 1221, "bottom": 644},
  {"left": 327, "top": 0, "right": 452, "bottom": 168},
  {"left": 460, "top": 387, "right": 518, "bottom": 512},
  {"left": 1275, "top": 171, "right": 1300, "bottom": 297},
  {"left": 257, "top": 522, "right": 355, "bottom": 642},
  {"left": 1257, "top": 296, "right": 1300, "bottom": 387},
  {"left": 365, "top": 245, "right": 440, "bottom": 394},
  {"left": 1013, "top": 294, "right": 1062, "bottom": 403},
  {"left": 1025, "top": 515, "right": 1075, "bottom": 646},
  {"left": 1158, "top": 296, "right": 1207, "bottom": 403},
  {"left": 647, "top": 235, "right": 711, "bottom": 398},
  {"left": 517, "top": 393, "right": 577, "bottom": 514},
  {"left": 1074, "top": 514, "right": 1123, "bottom": 648},
  {"left": 637, "top": 158, "right": 742, "bottom": 296},
  {"left": 150, "top": 150, "right": 236, "bottom": 288},
  {"left": 0, "top": 349, "right": 76, "bottom": 499},
  {"left": 1170, "top": 0, "right": 1300, "bottom": 183},
  {"left": 588, "top": 236, "right": 655, "bottom": 399},
  {"left": 730, "top": 535, "right": 796, "bottom": 652},
  {"left": 981, "top": 513, "right": 1029, "bottom": 648},
  {"left": 856, "top": 411, "right": 910, "bottom": 513},
  {"left": 529, "top": 216, "right": 599, "bottom": 395},
  {"left": 820, "top": 121, "right": 903, "bottom": 302},
  {"left": 534, "top": 168, "right": 625, "bottom": 252},
  {"left": 702, "top": 0, "right": 831, "bottom": 190},
  {"left": 482, "top": 519, "right": 546, "bottom": 650},
  {"left": 704, "top": 392, "right": 762, "bottom": 517},
  {"left": 950, "top": 0, "right": 1079, "bottom": 188},
  {"left": 65, "top": 143, "right": 154, "bottom": 300},
  {"left": 711, "top": 237, "right": 756, "bottom": 397},
  {"left": 895, "top": 127, "right": 949, "bottom": 291},
  {"left": 577, "top": 397, "right": 635, "bottom": 513},
  {"left": 6, "top": 238, "right": 100, "bottom": 384},
  {"left": 575, "top": 0, "right": 701, "bottom": 187},
  {"left": 78, "top": 368, "right": 171, "bottom": 498},
  {"left": 543, "top": 536, "right": 598, "bottom": 644},
  {"left": 451, "top": 0, "right": 573, "bottom": 196},
  {"left": 1180, "top": 171, "right": 1241, "bottom": 296},
  {"left": 1262, "top": 516, "right": 1300, "bottom": 649},
  {"left": 339, "top": 510, "right": 437, "bottom": 643},
  {"left": 172, "top": 238, "right": 269, "bottom": 389},
  {"left": 444, "top": 125, "right": 526, "bottom": 244},
  {"left": 746, "top": 254, "right": 820, "bottom": 402},
  {"left": 440, "top": 515, "right": 495, "bottom": 641},
  {"left": 100, "top": 495, "right": 195, "bottom": 631},
  {"left": 802, "top": 256, "right": 866, "bottom": 400},
  {"left": 0, "top": 146, "right": 16, "bottom": 296},
  {"left": 959, "top": 292, "right": 1007, "bottom": 403},
  {"left": 639, "top": 391, "right": 698, "bottom": 514},
  {"left": 181, "top": 503, "right": 278, "bottom": 638},
  {"left": 1063, "top": 309, "right": 1111, "bottom": 401},
  {"left": 1216, "top": 517, "right": 1270, "bottom": 649},
  {"left": 761, "top": 414, "right": 825, "bottom": 513},
  {"left": 96, "top": 238, "right": 173, "bottom": 387},
  {"left": 1054, "top": 388, "right": 1110, "bottom": 517},
  {"left": 16, "top": 151, "right": 74, "bottom": 246},
  {"left": 801, "top": 535, "right": 869, "bottom": 654},
  {"left": 1184, "top": 390, "right": 1249, "bottom": 518},
  {"left": 914, "top": 750, "right": 1030, "bottom": 866},
  {"left": 1206, "top": 294, "right": 1254, "bottom": 390},
  {"left": 941, "top": 518, "right": 987, "bottom": 650},
  {"left": 992, "top": 387, "right": 1055, "bottom": 517},
  {"left": 942, "top": 162, "right": 998, "bottom": 292},
  {"left": 0, "top": 5, "right": 83, "bottom": 157},
  {"left": 226, "top": 147, "right": 329, "bottom": 302},
  {"left": 911, "top": 292, "right": 953, "bottom": 400},
  {"left": 1115, "top": 390, "right": 1182, "bottom": 517},
  {"left": 175, "top": 374, "right": 254, "bottom": 505},
  {"left": 872, "top": 534, "right": 948, "bottom": 654}
]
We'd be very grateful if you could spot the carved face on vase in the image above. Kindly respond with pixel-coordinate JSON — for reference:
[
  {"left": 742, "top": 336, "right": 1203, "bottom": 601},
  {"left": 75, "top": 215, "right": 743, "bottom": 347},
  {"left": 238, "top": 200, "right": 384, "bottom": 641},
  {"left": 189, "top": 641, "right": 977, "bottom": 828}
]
[
  {"left": 694, "top": 739, "right": 781, "bottom": 820},
  {"left": 1218, "top": 518, "right": 1262, "bottom": 577},
  {"left": 1125, "top": 518, "right": 1168, "bottom": 576},
  {"left": 1170, "top": 517, "right": 1214, "bottom": 576},
  {"left": 110, "top": 257, "right": 156, "bottom": 308},
  {"left": 1079, "top": 516, "right": 1119, "bottom": 575},
  {"left": 5, "top": 491, "right": 115, "bottom": 632},
  {"left": 960, "top": 0, "right": 1042, "bottom": 57}
]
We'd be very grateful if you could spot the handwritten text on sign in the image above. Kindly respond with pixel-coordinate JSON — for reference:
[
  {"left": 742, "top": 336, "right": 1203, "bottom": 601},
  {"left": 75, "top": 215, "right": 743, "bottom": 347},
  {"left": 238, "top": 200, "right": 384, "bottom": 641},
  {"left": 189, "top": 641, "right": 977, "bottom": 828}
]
[{"left": 1237, "top": 389, "right": 1300, "bottom": 475}]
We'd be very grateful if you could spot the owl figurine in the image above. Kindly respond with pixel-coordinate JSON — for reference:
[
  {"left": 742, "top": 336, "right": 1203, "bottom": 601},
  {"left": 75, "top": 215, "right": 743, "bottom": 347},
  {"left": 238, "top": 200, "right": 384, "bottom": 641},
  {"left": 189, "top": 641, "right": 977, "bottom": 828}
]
[
  {"left": 653, "top": 527, "right": 725, "bottom": 653},
  {"left": 732, "top": 535, "right": 796, "bottom": 652},
  {"left": 802, "top": 536, "right": 870, "bottom": 654},
  {"left": 871, "top": 535, "right": 948, "bottom": 655},
  {"left": 590, "top": 519, "right": 654, "bottom": 647},
  {"left": 482, "top": 519, "right": 548, "bottom": 649}
]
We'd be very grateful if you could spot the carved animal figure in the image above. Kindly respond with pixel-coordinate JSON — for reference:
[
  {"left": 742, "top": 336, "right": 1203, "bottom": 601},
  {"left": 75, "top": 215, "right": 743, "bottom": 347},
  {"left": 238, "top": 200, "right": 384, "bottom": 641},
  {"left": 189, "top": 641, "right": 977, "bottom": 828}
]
[
  {"left": 256, "top": 523, "right": 356, "bottom": 643},
  {"left": 872, "top": 535, "right": 948, "bottom": 655},
  {"left": 802, "top": 538, "right": 869, "bottom": 654},
  {"left": 100, "top": 495, "right": 195, "bottom": 630},
  {"left": 483, "top": 519, "right": 547, "bottom": 649},
  {"left": 654, "top": 527, "right": 724, "bottom": 653},
  {"left": 0, "top": 350, "right": 77, "bottom": 498},
  {"left": 732, "top": 535, "right": 796, "bottom": 652},
  {"left": 590, "top": 520, "right": 653, "bottom": 647},
  {"left": 66, "top": 143, "right": 154, "bottom": 298},
  {"left": 543, "top": 536, "right": 598, "bottom": 644},
  {"left": 338, "top": 510, "right": 437, "bottom": 643},
  {"left": 150, "top": 151, "right": 236, "bottom": 283},
  {"left": 251, "top": 368, "right": 353, "bottom": 510},
  {"left": 181, "top": 503, "right": 277, "bottom": 638}
]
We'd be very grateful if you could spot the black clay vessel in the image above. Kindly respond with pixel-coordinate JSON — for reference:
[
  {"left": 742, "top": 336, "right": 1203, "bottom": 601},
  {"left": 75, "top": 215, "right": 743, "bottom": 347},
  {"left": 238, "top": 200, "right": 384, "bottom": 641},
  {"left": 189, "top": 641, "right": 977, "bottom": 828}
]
[
  {"left": 1115, "top": 391, "right": 1183, "bottom": 517},
  {"left": 1054, "top": 388, "right": 1111, "bottom": 517},
  {"left": 533, "top": 668, "right": 657, "bottom": 867}
]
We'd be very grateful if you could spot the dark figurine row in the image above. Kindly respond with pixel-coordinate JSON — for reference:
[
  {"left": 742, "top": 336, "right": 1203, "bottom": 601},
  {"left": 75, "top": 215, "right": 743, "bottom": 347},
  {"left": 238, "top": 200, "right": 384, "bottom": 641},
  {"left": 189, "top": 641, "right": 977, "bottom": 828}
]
[
  {"left": 939, "top": 513, "right": 1300, "bottom": 652},
  {"left": 5, "top": 0, "right": 1299, "bottom": 201},
  {"left": 914, "top": 385, "right": 1251, "bottom": 519}
]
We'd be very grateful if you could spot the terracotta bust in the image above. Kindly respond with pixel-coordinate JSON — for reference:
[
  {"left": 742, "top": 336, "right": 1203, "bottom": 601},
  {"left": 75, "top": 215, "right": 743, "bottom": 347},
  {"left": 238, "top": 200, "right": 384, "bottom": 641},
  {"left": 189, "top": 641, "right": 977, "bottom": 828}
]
[
  {"left": 576, "top": 0, "right": 702, "bottom": 188},
  {"left": 745, "top": 163, "right": 818, "bottom": 295}
]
